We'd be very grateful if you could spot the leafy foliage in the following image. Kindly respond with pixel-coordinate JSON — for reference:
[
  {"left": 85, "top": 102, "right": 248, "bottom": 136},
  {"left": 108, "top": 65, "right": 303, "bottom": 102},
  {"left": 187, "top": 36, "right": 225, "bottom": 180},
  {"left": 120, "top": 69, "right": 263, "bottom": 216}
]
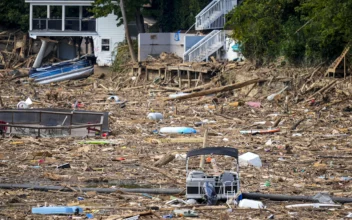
[
  {"left": 0, "top": 0, "right": 29, "bottom": 31},
  {"left": 112, "top": 39, "right": 138, "bottom": 72},
  {"left": 153, "top": 0, "right": 209, "bottom": 32},
  {"left": 227, "top": 0, "right": 352, "bottom": 65}
]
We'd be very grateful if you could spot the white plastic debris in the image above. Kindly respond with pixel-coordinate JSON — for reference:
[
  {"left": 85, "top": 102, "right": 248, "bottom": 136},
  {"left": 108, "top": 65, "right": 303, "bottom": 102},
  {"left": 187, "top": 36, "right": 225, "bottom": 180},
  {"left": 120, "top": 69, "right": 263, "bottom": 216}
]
[
  {"left": 175, "top": 153, "right": 187, "bottom": 160},
  {"left": 239, "top": 199, "right": 265, "bottom": 209},
  {"left": 25, "top": 97, "right": 33, "bottom": 105},
  {"left": 267, "top": 86, "right": 288, "bottom": 101},
  {"left": 17, "top": 97, "right": 33, "bottom": 109},
  {"left": 292, "top": 133, "right": 302, "bottom": 137},
  {"left": 346, "top": 212, "right": 352, "bottom": 218},
  {"left": 239, "top": 152, "right": 262, "bottom": 167},
  {"left": 169, "top": 92, "right": 189, "bottom": 99},
  {"left": 147, "top": 113, "right": 163, "bottom": 121},
  {"left": 107, "top": 96, "right": 120, "bottom": 103},
  {"left": 186, "top": 199, "right": 197, "bottom": 205},
  {"left": 265, "top": 139, "right": 272, "bottom": 146}
]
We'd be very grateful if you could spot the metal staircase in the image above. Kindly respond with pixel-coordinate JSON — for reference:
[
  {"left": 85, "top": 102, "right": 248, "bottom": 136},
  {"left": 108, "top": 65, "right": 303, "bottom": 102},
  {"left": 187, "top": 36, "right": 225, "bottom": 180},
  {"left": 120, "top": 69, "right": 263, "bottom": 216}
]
[
  {"left": 195, "top": 0, "right": 237, "bottom": 30},
  {"left": 184, "top": 0, "right": 237, "bottom": 62},
  {"left": 184, "top": 30, "right": 225, "bottom": 62}
]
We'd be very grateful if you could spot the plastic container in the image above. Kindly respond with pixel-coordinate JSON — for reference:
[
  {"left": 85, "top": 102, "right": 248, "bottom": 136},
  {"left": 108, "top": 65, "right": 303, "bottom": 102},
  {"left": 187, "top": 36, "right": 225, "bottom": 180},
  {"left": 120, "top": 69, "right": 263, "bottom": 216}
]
[
  {"left": 239, "top": 152, "right": 262, "bottom": 167},
  {"left": 32, "top": 206, "right": 83, "bottom": 215},
  {"left": 169, "top": 93, "right": 189, "bottom": 99},
  {"left": 239, "top": 199, "right": 265, "bottom": 209},
  {"left": 160, "top": 127, "right": 197, "bottom": 134},
  {"left": 147, "top": 113, "right": 163, "bottom": 121}
]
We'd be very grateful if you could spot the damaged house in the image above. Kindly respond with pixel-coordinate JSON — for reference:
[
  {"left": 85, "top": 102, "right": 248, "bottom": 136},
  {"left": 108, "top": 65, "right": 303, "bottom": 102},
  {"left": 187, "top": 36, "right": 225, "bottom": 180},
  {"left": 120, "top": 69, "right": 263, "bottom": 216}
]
[{"left": 25, "top": 0, "right": 129, "bottom": 67}]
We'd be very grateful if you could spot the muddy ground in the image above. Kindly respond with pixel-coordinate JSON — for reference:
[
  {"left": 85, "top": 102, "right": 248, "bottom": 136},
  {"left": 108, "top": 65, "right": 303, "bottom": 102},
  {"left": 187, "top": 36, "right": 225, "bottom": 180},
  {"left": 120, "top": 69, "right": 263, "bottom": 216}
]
[{"left": 0, "top": 62, "right": 351, "bottom": 219}]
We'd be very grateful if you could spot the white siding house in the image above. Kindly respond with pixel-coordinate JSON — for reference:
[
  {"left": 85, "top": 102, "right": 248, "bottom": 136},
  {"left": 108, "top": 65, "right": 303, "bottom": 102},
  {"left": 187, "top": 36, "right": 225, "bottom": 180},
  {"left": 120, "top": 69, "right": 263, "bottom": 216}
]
[
  {"left": 25, "top": 0, "right": 125, "bottom": 67},
  {"left": 93, "top": 13, "right": 125, "bottom": 66}
]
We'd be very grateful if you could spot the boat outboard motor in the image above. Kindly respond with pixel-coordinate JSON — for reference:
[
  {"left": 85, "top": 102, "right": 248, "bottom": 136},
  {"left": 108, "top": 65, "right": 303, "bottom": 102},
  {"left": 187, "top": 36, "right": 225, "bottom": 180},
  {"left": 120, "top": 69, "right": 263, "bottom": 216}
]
[{"left": 203, "top": 182, "right": 217, "bottom": 205}]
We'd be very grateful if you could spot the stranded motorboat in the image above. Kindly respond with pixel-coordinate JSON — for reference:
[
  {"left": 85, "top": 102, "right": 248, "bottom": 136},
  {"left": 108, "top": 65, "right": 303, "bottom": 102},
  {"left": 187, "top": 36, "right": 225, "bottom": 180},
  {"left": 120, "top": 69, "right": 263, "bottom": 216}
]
[{"left": 29, "top": 55, "right": 95, "bottom": 84}]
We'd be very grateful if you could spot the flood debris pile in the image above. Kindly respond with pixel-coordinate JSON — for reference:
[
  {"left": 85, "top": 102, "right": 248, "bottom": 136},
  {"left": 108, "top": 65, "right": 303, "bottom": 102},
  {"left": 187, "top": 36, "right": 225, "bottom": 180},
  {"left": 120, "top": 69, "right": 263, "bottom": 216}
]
[{"left": 0, "top": 61, "right": 351, "bottom": 219}]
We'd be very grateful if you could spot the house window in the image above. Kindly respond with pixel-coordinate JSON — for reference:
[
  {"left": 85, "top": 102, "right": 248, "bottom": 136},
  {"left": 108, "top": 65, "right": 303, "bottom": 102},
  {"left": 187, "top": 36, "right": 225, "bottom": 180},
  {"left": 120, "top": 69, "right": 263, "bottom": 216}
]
[{"left": 101, "top": 39, "right": 110, "bottom": 51}]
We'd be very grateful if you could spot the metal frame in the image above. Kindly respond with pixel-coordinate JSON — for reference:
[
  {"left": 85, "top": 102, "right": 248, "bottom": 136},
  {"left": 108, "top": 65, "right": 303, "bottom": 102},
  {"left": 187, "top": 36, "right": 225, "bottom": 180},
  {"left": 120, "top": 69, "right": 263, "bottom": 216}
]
[
  {"left": 185, "top": 147, "right": 240, "bottom": 200},
  {"left": 0, "top": 109, "right": 105, "bottom": 137}
]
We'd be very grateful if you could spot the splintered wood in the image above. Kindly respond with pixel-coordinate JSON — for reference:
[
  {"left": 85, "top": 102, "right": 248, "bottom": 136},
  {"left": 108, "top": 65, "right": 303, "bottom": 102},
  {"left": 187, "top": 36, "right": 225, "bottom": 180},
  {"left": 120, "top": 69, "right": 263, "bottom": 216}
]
[{"left": 0, "top": 61, "right": 351, "bottom": 219}]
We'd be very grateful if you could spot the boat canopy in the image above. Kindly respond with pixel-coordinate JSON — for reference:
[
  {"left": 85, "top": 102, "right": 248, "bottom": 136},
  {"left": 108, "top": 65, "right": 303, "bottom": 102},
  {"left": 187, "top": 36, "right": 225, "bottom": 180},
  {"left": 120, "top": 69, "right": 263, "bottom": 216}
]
[{"left": 187, "top": 147, "right": 238, "bottom": 160}]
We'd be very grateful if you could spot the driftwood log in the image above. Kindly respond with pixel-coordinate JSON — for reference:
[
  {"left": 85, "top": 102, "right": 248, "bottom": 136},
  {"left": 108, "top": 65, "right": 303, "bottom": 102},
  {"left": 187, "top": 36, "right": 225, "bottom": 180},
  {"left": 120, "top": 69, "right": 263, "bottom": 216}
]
[
  {"left": 153, "top": 154, "right": 175, "bottom": 167},
  {"left": 166, "top": 77, "right": 290, "bottom": 101}
]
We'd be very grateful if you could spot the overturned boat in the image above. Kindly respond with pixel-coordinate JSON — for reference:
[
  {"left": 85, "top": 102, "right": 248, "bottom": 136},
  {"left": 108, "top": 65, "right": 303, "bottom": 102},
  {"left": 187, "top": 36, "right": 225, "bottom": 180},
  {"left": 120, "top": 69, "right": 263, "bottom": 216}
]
[{"left": 29, "top": 55, "right": 95, "bottom": 84}]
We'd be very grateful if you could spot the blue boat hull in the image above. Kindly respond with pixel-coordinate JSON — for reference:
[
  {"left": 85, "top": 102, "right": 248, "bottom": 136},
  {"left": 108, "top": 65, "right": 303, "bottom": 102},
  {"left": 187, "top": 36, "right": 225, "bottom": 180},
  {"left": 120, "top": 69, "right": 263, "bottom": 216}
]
[{"left": 29, "top": 56, "right": 95, "bottom": 84}]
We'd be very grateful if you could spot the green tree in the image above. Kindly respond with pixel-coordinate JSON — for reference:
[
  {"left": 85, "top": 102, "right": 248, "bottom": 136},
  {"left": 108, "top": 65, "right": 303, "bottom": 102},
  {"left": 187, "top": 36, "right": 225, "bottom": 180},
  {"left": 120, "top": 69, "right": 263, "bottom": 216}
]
[
  {"left": 227, "top": 0, "right": 352, "bottom": 65},
  {"left": 153, "top": 0, "right": 209, "bottom": 32},
  {"left": 0, "top": 0, "right": 29, "bottom": 31}
]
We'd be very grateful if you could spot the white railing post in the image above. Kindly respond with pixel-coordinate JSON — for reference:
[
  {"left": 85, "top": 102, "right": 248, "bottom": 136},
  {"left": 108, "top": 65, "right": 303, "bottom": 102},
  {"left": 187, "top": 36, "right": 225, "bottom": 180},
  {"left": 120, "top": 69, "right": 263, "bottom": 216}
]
[
  {"left": 30, "top": 4, "right": 33, "bottom": 31},
  {"left": 62, "top": 5, "right": 65, "bottom": 31}
]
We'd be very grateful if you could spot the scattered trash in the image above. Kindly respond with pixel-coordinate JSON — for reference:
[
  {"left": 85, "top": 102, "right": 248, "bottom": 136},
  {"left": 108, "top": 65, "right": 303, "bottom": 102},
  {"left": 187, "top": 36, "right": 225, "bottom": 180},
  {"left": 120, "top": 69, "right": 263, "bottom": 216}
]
[
  {"left": 240, "top": 128, "right": 280, "bottom": 135},
  {"left": 343, "top": 106, "right": 352, "bottom": 112},
  {"left": 169, "top": 92, "right": 189, "bottom": 99},
  {"left": 173, "top": 209, "right": 198, "bottom": 217},
  {"left": 292, "top": 133, "right": 302, "bottom": 137},
  {"left": 57, "top": 163, "right": 71, "bottom": 169},
  {"left": 194, "top": 119, "right": 216, "bottom": 127},
  {"left": 265, "top": 139, "right": 272, "bottom": 146},
  {"left": 267, "top": 86, "right": 288, "bottom": 101},
  {"left": 312, "top": 193, "right": 334, "bottom": 204},
  {"left": 160, "top": 127, "right": 197, "bottom": 134},
  {"left": 239, "top": 199, "right": 265, "bottom": 209},
  {"left": 166, "top": 198, "right": 187, "bottom": 207},
  {"left": 186, "top": 199, "right": 197, "bottom": 205},
  {"left": 204, "top": 104, "right": 216, "bottom": 110},
  {"left": 124, "top": 215, "right": 139, "bottom": 220},
  {"left": 246, "top": 101, "right": 261, "bottom": 108},
  {"left": 163, "top": 214, "right": 174, "bottom": 218},
  {"left": 32, "top": 206, "right": 83, "bottom": 215},
  {"left": 107, "top": 95, "right": 120, "bottom": 103},
  {"left": 239, "top": 152, "right": 262, "bottom": 167},
  {"left": 175, "top": 153, "right": 187, "bottom": 160},
  {"left": 346, "top": 213, "right": 352, "bottom": 218},
  {"left": 17, "top": 97, "right": 33, "bottom": 109},
  {"left": 147, "top": 113, "right": 163, "bottom": 121}
]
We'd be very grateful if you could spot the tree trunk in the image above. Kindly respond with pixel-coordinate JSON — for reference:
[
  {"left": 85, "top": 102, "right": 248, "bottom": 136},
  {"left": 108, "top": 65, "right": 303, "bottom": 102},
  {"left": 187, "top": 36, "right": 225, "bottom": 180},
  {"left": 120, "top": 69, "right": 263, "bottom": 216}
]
[
  {"left": 120, "top": 0, "right": 137, "bottom": 62},
  {"left": 135, "top": 8, "right": 146, "bottom": 33}
]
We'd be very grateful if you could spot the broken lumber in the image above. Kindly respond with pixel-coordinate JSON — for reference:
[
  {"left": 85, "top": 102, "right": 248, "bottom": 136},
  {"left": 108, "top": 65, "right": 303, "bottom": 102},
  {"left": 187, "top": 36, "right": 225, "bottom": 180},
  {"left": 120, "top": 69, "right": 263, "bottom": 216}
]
[
  {"left": 140, "top": 164, "right": 182, "bottom": 184},
  {"left": 165, "top": 78, "right": 289, "bottom": 101},
  {"left": 153, "top": 154, "right": 175, "bottom": 167}
]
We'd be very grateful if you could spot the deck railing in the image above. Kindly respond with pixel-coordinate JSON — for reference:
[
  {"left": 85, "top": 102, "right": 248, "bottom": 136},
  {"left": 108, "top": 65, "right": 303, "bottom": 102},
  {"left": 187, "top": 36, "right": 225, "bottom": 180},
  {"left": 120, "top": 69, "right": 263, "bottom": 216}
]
[{"left": 32, "top": 18, "right": 96, "bottom": 31}]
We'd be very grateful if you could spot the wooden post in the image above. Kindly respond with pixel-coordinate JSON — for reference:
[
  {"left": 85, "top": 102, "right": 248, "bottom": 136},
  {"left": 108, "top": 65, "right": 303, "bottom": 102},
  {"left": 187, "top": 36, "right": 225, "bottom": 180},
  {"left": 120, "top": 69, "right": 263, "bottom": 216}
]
[
  {"left": 145, "top": 67, "right": 148, "bottom": 81},
  {"left": 164, "top": 68, "right": 167, "bottom": 83},
  {"left": 158, "top": 68, "right": 161, "bottom": 79},
  {"left": 187, "top": 70, "right": 191, "bottom": 88},
  {"left": 344, "top": 56, "right": 346, "bottom": 80},
  {"left": 178, "top": 67, "right": 181, "bottom": 88},
  {"left": 199, "top": 128, "right": 208, "bottom": 169}
]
